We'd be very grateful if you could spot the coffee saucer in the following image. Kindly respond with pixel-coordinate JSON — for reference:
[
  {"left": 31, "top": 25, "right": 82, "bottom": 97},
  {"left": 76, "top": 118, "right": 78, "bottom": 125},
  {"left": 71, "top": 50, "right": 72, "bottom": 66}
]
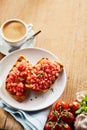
[{"left": 0, "top": 29, "right": 36, "bottom": 55}]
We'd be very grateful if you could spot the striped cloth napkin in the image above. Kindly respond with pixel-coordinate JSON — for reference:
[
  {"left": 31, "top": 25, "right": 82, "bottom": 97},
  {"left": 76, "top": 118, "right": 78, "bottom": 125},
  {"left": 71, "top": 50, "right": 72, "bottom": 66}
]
[{"left": 0, "top": 99, "right": 51, "bottom": 130}]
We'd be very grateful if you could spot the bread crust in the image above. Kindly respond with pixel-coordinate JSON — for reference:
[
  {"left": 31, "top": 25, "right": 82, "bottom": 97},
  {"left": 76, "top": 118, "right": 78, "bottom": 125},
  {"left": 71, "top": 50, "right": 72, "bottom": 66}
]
[{"left": 6, "top": 86, "right": 29, "bottom": 102}]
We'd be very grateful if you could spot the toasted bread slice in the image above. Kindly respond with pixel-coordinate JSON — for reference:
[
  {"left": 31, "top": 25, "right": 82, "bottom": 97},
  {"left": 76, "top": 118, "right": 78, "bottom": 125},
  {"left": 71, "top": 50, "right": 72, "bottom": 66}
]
[
  {"left": 6, "top": 86, "right": 29, "bottom": 102},
  {"left": 5, "top": 56, "right": 33, "bottom": 102},
  {"left": 26, "top": 58, "right": 63, "bottom": 93}
]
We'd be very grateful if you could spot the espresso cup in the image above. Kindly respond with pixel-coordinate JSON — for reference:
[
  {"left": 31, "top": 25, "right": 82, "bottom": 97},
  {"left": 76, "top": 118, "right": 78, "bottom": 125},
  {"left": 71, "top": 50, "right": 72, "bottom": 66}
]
[{"left": 0, "top": 19, "right": 33, "bottom": 47}]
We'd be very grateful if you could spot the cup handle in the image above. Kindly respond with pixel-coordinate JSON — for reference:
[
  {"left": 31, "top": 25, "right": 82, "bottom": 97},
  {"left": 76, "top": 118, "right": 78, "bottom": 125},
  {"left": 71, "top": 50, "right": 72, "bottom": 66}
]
[
  {"left": 25, "top": 24, "right": 33, "bottom": 40},
  {"left": 27, "top": 24, "right": 33, "bottom": 33}
]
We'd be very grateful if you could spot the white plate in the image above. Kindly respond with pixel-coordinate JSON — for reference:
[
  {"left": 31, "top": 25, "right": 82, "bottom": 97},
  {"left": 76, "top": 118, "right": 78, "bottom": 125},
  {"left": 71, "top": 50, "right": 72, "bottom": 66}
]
[
  {"left": 0, "top": 48, "right": 66, "bottom": 111},
  {"left": 0, "top": 28, "right": 36, "bottom": 55}
]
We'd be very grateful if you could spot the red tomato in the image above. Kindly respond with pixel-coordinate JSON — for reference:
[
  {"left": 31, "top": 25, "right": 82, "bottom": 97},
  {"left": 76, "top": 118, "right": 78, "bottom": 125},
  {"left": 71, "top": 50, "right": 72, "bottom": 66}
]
[
  {"left": 44, "top": 121, "right": 54, "bottom": 130},
  {"left": 54, "top": 124, "right": 62, "bottom": 130},
  {"left": 54, "top": 100, "right": 68, "bottom": 112},
  {"left": 68, "top": 101, "right": 80, "bottom": 115},
  {"left": 48, "top": 110, "right": 60, "bottom": 122},
  {"left": 17, "top": 63, "right": 26, "bottom": 71},
  {"left": 61, "top": 111, "right": 74, "bottom": 124},
  {"left": 63, "top": 123, "right": 71, "bottom": 130},
  {"left": 54, "top": 123, "right": 71, "bottom": 130}
]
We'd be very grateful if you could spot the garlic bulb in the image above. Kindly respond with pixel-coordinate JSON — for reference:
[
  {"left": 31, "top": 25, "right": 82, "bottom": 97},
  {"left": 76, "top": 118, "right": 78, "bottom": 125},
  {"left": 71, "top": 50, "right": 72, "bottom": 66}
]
[
  {"left": 74, "top": 113, "right": 87, "bottom": 130},
  {"left": 76, "top": 91, "right": 87, "bottom": 102}
]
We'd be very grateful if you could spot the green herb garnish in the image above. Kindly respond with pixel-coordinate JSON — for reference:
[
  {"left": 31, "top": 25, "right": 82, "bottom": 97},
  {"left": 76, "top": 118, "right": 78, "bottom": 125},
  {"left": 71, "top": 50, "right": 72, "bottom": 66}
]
[
  {"left": 50, "top": 88, "right": 54, "bottom": 92},
  {"left": 76, "top": 94, "right": 87, "bottom": 114},
  {"left": 38, "top": 72, "right": 44, "bottom": 78}
]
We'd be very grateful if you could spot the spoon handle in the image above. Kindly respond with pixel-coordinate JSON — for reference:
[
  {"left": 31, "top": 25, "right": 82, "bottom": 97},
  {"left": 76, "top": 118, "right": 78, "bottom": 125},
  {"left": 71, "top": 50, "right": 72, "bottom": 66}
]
[
  {"left": 26, "top": 30, "right": 41, "bottom": 42},
  {"left": 8, "top": 30, "right": 41, "bottom": 53}
]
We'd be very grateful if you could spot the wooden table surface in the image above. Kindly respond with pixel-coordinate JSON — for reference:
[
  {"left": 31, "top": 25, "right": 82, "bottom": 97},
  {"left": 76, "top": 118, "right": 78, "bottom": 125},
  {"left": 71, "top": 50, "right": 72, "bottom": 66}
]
[{"left": 0, "top": 0, "right": 87, "bottom": 129}]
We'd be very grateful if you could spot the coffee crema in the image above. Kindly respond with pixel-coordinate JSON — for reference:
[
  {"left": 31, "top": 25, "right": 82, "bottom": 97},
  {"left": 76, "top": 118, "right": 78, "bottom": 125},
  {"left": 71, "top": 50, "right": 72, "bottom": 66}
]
[{"left": 2, "top": 21, "right": 26, "bottom": 41}]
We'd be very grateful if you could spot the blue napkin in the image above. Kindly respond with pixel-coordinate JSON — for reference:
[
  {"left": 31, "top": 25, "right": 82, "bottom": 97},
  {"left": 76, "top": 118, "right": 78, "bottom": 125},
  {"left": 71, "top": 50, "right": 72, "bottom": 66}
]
[{"left": 0, "top": 99, "right": 51, "bottom": 130}]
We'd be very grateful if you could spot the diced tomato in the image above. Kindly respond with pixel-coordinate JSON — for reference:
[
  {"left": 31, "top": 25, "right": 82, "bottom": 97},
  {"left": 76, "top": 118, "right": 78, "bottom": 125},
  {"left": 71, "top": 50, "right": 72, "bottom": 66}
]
[
  {"left": 17, "top": 63, "right": 26, "bottom": 71},
  {"left": 19, "top": 71, "right": 28, "bottom": 78}
]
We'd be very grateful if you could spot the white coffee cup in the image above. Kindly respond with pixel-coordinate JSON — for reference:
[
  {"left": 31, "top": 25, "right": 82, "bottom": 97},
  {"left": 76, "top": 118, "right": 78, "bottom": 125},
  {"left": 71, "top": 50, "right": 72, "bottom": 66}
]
[{"left": 0, "top": 18, "right": 33, "bottom": 47}]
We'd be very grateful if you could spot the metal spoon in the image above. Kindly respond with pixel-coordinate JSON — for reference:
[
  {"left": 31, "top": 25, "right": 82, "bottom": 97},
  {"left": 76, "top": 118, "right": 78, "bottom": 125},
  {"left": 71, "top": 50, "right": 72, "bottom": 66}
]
[{"left": 8, "top": 30, "right": 41, "bottom": 53}]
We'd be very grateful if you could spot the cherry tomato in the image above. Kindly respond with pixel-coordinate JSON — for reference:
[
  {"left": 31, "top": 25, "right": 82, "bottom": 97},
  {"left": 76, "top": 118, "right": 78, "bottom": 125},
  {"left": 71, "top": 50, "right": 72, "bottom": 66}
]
[
  {"left": 68, "top": 101, "right": 80, "bottom": 115},
  {"left": 61, "top": 111, "right": 74, "bottom": 124},
  {"left": 63, "top": 123, "right": 71, "bottom": 130},
  {"left": 48, "top": 110, "right": 60, "bottom": 122},
  {"left": 54, "top": 124, "right": 62, "bottom": 130},
  {"left": 44, "top": 121, "right": 54, "bottom": 130},
  {"left": 54, "top": 100, "right": 68, "bottom": 112},
  {"left": 54, "top": 123, "right": 71, "bottom": 130}
]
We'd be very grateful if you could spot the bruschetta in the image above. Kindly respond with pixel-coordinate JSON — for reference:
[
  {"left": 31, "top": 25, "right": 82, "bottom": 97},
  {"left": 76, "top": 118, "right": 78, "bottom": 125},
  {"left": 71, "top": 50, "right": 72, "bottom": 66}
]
[
  {"left": 26, "top": 58, "right": 63, "bottom": 93},
  {"left": 5, "top": 56, "right": 33, "bottom": 102}
]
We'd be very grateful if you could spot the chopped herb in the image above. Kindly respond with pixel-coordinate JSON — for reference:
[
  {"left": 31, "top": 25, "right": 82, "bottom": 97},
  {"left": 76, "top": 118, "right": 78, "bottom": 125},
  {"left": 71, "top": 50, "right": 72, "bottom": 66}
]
[
  {"left": 38, "top": 72, "right": 44, "bottom": 78},
  {"left": 76, "top": 94, "right": 87, "bottom": 114},
  {"left": 50, "top": 88, "right": 54, "bottom": 92}
]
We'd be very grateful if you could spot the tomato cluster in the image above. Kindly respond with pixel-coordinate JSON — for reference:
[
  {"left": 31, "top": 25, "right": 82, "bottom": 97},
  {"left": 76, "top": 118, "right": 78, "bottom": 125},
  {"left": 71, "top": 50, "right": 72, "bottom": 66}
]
[{"left": 44, "top": 100, "right": 80, "bottom": 130}]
